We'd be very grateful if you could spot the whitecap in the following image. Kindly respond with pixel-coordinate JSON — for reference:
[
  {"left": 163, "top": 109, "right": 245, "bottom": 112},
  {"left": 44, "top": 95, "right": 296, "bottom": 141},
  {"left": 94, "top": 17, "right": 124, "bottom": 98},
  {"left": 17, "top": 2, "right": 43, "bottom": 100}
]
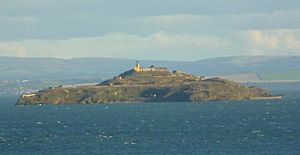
[
  {"left": 0, "top": 137, "right": 6, "bottom": 142},
  {"left": 251, "top": 130, "right": 262, "bottom": 134},
  {"left": 284, "top": 130, "right": 292, "bottom": 133},
  {"left": 237, "top": 121, "right": 248, "bottom": 126},
  {"left": 257, "top": 134, "right": 265, "bottom": 137}
]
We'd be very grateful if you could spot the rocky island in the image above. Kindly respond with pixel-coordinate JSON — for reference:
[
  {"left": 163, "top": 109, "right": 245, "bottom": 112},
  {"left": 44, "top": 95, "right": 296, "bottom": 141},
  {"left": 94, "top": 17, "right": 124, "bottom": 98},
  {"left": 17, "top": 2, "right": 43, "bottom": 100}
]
[{"left": 17, "top": 61, "right": 273, "bottom": 105}]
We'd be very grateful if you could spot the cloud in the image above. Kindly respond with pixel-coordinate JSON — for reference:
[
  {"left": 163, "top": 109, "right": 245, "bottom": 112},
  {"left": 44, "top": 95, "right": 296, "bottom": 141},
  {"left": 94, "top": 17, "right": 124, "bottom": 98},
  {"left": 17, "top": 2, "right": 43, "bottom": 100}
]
[
  {"left": 145, "top": 10, "right": 300, "bottom": 31},
  {"left": 0, "top": 32, "right": 234, "bottom": 60},
  {"left": 247, "top": 31, "right": 279, "bottom": 49},
  {"left": 246, "top": 30, "right": 300, "bottom": 54},
  {"left": 0, "top": 16, "right": 38, "bottom": 22},
  {"left": 0, "top": 42, "right": 27, "bottom": 57},
  {"left": 2, "top": 0, "right": 299, "bottom": 17},
  {"left": 1, "top": 1, "right": 300, "bottom": 41},
  {"left": 0, "top": 30, "right": 299, "bottom": 60}
]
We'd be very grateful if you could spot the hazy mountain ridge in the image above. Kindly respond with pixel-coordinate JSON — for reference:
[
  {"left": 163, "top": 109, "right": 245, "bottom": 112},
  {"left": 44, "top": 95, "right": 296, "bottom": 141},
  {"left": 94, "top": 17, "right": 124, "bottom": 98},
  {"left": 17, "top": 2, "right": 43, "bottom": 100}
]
[
  {"left": 0, "top": 55, "right": 300, "bottom": 81},
  {"left": 180, "top": 55, "right": 300, "bottom": 76}
]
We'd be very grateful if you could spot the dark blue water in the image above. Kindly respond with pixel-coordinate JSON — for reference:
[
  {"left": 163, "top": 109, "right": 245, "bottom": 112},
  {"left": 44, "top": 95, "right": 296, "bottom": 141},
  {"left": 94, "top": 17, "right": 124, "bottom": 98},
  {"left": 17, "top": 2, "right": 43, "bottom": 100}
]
[{"left": 0, "top": 83, "right": 300, "bottom": 155}]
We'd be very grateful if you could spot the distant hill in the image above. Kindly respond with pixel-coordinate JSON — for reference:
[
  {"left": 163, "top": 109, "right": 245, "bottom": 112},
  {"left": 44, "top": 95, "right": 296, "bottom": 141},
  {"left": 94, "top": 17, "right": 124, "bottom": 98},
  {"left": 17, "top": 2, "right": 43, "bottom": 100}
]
[
  {"left": 0, "top": 57, "right": 188, "bottom": 80},
  {"left": 179, "top": 55, "right": 300, "bottom": 75},
  {"left": 0, "top": 55, "right": 299, "bottom": 81},
  {"left": 257, "top": 70, "right": 300, "bottom": 81}
]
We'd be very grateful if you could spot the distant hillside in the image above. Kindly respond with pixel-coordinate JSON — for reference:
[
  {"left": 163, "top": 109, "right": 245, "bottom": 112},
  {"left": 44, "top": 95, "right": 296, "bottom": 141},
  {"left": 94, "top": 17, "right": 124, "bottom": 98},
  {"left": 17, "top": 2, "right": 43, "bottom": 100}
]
[
  {"left": 0, "top": 57, "right": 188, "bottom": 80},
  {"left": 257, "top": 70, "right": 300, "bottom": 81},
  {"left": 179, "top": 55, "right": 300, "bottom": 76},
  {"left": 0, "top": 55, "right": 299, "bottom": 81},
  {"left": 218, "top": 73, "right": 261, "bottom": 82}
]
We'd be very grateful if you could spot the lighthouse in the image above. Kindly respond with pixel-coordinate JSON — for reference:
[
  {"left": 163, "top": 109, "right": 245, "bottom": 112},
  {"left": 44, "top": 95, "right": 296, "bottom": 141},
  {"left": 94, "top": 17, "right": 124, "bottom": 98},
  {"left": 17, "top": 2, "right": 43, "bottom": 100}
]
[{"left": 133, "top": 60, "right": 141, "bottom": 72}]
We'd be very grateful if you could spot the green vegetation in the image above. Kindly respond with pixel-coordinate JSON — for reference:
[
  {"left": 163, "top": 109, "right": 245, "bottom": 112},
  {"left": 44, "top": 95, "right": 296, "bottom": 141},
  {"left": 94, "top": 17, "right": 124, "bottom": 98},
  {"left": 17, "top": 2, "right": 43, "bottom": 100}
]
[
  {"left": 258, "top": 70, "right": 300, "bottom": 81},
  {"left": 16, "top": 67, "right": 271, "bottom": 105}
]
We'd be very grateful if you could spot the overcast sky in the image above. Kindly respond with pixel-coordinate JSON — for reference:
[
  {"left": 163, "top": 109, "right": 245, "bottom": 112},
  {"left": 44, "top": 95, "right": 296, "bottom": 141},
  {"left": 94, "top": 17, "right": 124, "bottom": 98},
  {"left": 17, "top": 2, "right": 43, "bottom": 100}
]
[{"left": 0, "top": 0, "right": 300, "bottom": 60}]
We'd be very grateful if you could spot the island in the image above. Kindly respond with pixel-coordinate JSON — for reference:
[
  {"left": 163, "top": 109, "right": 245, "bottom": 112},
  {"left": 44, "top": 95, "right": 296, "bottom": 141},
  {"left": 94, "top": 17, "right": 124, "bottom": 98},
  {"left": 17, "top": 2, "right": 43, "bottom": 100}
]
[{"left": 16, "top": 61, "right": 274, "bottom": 105}]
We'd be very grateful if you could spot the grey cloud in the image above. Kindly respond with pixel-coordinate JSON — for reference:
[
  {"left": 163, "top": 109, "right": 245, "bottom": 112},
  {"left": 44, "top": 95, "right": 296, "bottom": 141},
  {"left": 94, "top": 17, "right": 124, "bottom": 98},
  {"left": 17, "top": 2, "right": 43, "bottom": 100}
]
[
  {"left": 145, "top": 10, "right": 300, "bottom": 32},
  {"left": 0, "top": 0, "right": 299, "bottom": 60},
  {"left": 1, "top": 30, "right": 299, "bottom": 60},
  {"left": 1, "top": 0, "right": 300, "bottom": 17},
  {"left": 1, "top": 9, "right": 300, "bottom": 41}
]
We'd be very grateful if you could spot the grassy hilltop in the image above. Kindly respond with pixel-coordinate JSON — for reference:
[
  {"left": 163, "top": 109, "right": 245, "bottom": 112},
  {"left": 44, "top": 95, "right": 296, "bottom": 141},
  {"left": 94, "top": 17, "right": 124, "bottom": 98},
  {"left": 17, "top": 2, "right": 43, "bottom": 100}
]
[{"left": 17, "top": 66, "right": 270, "bottom": 105}]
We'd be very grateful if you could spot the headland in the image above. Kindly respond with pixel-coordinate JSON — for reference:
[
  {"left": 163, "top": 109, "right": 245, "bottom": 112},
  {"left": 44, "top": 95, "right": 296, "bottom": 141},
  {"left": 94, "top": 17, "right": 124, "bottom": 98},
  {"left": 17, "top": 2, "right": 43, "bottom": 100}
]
[{"left": 17, "top": 61, "right": 274, "bottom": 105}]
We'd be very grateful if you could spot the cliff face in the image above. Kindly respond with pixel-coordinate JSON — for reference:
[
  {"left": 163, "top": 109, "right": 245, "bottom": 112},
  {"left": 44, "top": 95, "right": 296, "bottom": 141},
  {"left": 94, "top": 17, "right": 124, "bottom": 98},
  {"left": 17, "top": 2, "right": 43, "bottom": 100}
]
[{"left": 16, "top": 69, "right": 270, "bottom": 105}]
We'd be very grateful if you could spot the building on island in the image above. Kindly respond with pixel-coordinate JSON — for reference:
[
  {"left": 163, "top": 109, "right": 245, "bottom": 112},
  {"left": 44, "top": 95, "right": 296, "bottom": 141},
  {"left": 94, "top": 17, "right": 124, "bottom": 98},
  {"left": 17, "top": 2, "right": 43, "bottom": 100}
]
[
  {"left": 172, "top": 70, "right": 183, "bottom": 74},
  {"left": 22, "top": 93, "right": 36, "bottom": 98},
  {"left": 133, "top": 61, "right": 142, "bottom": 72},
  {"left": 133, "top": 61, "right": 167, "bottom": 72}
]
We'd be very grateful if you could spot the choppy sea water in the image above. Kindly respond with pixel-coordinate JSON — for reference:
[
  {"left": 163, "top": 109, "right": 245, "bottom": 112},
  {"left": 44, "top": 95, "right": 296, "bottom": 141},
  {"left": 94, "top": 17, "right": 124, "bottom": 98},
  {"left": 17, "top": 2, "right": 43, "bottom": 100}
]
[{"left": 0, "top": 83, "right": 300, "bottom": 155}]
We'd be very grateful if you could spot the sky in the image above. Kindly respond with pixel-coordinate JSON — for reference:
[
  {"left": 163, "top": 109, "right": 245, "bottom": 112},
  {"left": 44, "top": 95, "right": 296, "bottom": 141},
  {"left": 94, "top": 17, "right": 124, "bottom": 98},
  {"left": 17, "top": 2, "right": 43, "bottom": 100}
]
[{"left": 0, "top": 0, "right": 300, "bottom": 61}]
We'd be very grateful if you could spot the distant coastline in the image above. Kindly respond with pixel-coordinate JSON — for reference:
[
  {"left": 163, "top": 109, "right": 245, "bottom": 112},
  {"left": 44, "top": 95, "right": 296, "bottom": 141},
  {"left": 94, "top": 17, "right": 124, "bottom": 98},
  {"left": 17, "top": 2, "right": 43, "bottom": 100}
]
[
  {"left": 242, "top": 80, "right": 300, "bottom": 83},
  {"left": 249, "top": 96, "right": 283, "bottom": 100}
]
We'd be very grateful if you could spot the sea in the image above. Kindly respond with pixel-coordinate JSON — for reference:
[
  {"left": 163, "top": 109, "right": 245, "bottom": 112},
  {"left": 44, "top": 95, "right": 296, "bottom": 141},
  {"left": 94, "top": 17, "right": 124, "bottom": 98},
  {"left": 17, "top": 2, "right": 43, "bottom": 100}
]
[{"left": 0, "top": 82, "right": 300, "bottom": 155}]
